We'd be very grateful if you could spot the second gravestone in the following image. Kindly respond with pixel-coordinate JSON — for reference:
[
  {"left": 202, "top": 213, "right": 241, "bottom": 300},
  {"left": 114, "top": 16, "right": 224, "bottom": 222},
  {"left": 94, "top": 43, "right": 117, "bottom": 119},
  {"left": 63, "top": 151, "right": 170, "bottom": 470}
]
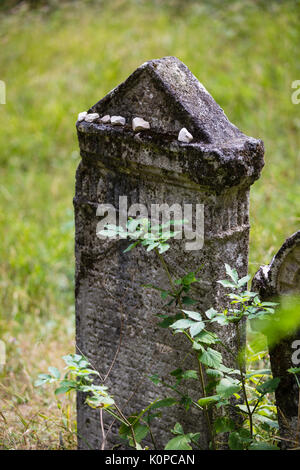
[
  {"left": 253, "top": 230, "right": 300, "bottom": 448},
  {"left": 74, "top": 56, "right": 264, "bottom": 449}
]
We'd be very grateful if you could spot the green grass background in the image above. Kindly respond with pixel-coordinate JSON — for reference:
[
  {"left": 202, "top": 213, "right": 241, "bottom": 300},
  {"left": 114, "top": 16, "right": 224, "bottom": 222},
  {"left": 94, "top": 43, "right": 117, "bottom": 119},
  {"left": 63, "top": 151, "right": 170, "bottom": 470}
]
[{"left": 0, "top": 0, "right": 299, "bottom": 448}]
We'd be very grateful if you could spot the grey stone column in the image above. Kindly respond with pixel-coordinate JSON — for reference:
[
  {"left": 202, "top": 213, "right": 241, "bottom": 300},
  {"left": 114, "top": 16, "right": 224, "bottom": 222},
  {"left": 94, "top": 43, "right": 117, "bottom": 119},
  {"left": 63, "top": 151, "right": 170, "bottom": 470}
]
[
  {"left": 74, "top": 56, "right": 264, "bottom": 449},
  {"left": 253, "top": 230, "right": 300, "bottom": 448}
]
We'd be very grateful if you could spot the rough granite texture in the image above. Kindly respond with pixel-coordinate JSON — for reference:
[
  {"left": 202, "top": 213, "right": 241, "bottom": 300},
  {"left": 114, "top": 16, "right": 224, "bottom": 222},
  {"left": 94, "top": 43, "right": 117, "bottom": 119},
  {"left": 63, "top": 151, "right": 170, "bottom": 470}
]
[
  {"left": 253, "top": 230, "right": 300, "bottom": 448},
  {"left": 74, "top": 56, "right": 264, "bottom": 449}
]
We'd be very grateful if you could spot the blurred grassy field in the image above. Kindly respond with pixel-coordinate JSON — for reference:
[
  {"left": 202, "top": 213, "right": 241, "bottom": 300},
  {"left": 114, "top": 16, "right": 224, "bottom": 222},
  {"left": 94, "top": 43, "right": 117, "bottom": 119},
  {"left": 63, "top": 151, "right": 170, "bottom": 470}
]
[{"left": 0, "top": 0, "right": 299, "bottom": 449}]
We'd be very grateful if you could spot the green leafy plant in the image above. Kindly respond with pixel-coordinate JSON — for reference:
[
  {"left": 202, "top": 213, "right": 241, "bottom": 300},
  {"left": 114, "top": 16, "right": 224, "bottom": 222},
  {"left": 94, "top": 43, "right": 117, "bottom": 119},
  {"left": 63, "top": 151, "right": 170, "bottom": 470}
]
[{"left": 37, "top": 218, "right": 282, "bottom": 450}]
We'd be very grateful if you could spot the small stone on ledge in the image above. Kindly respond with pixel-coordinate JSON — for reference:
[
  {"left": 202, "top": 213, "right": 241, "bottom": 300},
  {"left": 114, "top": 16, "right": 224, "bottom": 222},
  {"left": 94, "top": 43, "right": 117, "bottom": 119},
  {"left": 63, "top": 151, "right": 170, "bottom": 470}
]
[
  {"left": 132, "top": 117, "right": 150, "bottom": 131},
  {"left": 85, "top": 113, "right": 100, "bottom": 122},
  {"left": 78, "top": 111, "right": 87, "bottom": 122},
  {"left": 178, "top": 128, "right": 193, "bottom": 143},
  {"left": 100, "top": 115, "right": 111, "bottom": 124},
  {"left": 111, "top": 116, "right": 126, "bottom": 126}
]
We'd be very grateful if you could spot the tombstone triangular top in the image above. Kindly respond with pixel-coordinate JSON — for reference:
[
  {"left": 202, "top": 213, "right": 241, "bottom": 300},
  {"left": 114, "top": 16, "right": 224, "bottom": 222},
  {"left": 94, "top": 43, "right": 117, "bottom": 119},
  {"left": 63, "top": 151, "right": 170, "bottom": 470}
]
[{"left": 89, "top": 56, "right": 245, "bottom": 144}]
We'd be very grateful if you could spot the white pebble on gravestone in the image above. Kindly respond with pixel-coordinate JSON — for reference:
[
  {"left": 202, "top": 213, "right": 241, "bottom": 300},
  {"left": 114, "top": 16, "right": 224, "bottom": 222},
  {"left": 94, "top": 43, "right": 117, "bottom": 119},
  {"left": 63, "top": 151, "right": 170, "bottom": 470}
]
[
  {"left": 85, "top": 113, "right": 99, "bottom": 122},
  {"left": 132, "top": 117, "right": 150, "bottom": 131},
  {"left": 100, "top": 115, "right": 111, "bottom": 124},
  {"left": 178, "top": 127, "right": 193, "bottom": 143},
  {"left": 78, "top": 111, "right": 87, "bottom": 122},
  {"left": 111, "top": 116, "right": 126, "bottom": 126}
]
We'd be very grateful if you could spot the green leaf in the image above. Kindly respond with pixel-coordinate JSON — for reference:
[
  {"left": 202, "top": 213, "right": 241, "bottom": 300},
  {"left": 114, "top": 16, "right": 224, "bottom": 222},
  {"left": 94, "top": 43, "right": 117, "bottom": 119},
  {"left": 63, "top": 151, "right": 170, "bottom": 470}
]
[
  {"left": 158, "top": 243, "right": 170, "bottom": 254},
  {"left": 48, "top": 367, "right": 61, "bottom": 379},
  {"left": 198, "top": 348, "right": 222, "bottom": 368},
  {"left": 165, "top": 435, "right": 192, "bottom": 450},
  {"left": 123, "top": 241, "right": 139, "bottom": 253},
  {"left": 34, "top": 374, "right": 54, "bottom": 387},
  {"left": 228, "top": 429, "right": 252, "bottom": 450},
  {"left": 119, "top": 419, "right": 149, "bottom": 444},
  {"left": 182, "top": 310, "right": 202, "bottom": 321},
  {"left": 206, "top": 368, "right": 224, "bottom": 378},
  {"left": 182, "top": 296, "right": 197, "bottom": 305},
  {"left": 170, "top": 319, "right": 195, "bottom": 330},
  {"left": 190, "top": 321, "right": 205, "bottom": 337},
  {"left": 205, "top": 308, "right": 218, "bottom": 319},
  {"left": 257, "top": 377, "right": 280, "bottom": 395},
  {"left": 150, "top": 397, "right": 178, "bottom": 409},
  {"left": 214, "top": 417, "right": 236, "bottom": 434},
  {"left": 238, "top": 275, "right": 251, "bottom": 287},
  {"left": 288, "top": 367, "right": 300, "bottom": 374},
  {"left": 181, "top": 272, "right": 197, "bottom": 285},
  {"left": 158, "top": 313, "right": 182, "bottom": 328},
  {"left": 170, "top": 368, "right": 183, "bottom": 382},
  {"left": 181, "top": 370, "right": 198, "bottom": 380},
  {"left": 172, "top": 422, "right": 184, "bottom": 435},
  {"left": 217, "top": 279, "right": 237, "bottom": 289},
  {"left": 180, "top": 395, "right": 193, "bottom": 410},
  {"left": 149, "top": 374, "right": 160, "bottom": 385},
  {"left": 246, "top": 369, "right": 271, "bottom": 378},
  {"left": 195, "top": 330, "right": 219, "bottom": 345},
  {"left": 216, "top": 378, "right": 240, "bottom": 399},
  {"left": 197, "top": 395, "right": 220, "bottom": 407},
  {"left": 254, "top": 414, "right": 279, "bottom": 429},
  {"left": 249, "top": 442, "right": 279, "bottom": 450},
  {"left": 85, "top": 394, "right": 115, "bottom": 409},
  {"left": 55, "top": 384, "right": 73, "bottom": 395},
  {"left": 225, "top": 264, "right": 239, "bottom": 283}
]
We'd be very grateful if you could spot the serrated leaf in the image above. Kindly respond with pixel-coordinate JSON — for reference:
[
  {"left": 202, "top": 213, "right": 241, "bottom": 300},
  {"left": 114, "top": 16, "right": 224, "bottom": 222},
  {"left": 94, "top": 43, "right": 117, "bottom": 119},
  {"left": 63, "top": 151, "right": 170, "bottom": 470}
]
[
  {"left": 216, "top": 378, "right": 240, "bottom": 399},
  {"left": 257, "top": 377, "right": 280, "bottom": 395},
  {"left": 214, "top": 417, "right": 236, "bottom": 434},
  {"left": 195, "top": 330, "right": 219, "bottom": 345},
  {"left": 205, "top": 308, "right": 218, "bottom": 319},
  {"left": 181, "top": 370, "right": 198, "bottom": 380},
  {"left": 228, "top": 429, "right": 252, "bottom": 450},
  {"left": 217, "top": 279, "right": 237, "bottom": 288},
  {"left": 48, "top": 367, "right": 61, "bottom": 379},
  {"left": 238, "top": 275, "right": 251, "bottom": 287},
  {"left": 182, "top": 310, "right": 202, "bottom": 321},
  {"left": 198, "top": 348, "right": 222, "bottom": 368},
  {"left": 164, "top": 435, "right": 192, "bottom": 450},
  {"left": 225, "top": 264, "right": 239, "bottom": 283},
  {"left": 172, "top": 422, "right": 184, "bottom": 435},
  {"left": 190, "top": 321, "right": 205, "bottom": 337},
  {"left": 254, "top": 414, "right": 279, "bottom": 429},
  {"left": 170, "top": 319, "right": 195, "bottom": 330},
  {"left": 249, "top": 442, "right": 279, "bottom": 450},
  {"left": 150, "top": 397, "right": 178, "bottom": 409},
  {"left": 197, "top": 395, "right": 220, "bottom": 407},
  {"left": 206, "top": 368, "right": 224, "bottom": 378}
]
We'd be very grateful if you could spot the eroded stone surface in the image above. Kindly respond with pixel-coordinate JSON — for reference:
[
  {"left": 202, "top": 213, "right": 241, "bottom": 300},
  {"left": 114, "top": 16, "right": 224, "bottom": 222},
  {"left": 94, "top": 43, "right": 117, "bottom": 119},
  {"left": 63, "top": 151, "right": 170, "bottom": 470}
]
[
  {"left": 75, "top": 56, "right": 264, "bottom": 450},
  {"left": 253, "top": 230, "right": 300, "bottom": 448}
]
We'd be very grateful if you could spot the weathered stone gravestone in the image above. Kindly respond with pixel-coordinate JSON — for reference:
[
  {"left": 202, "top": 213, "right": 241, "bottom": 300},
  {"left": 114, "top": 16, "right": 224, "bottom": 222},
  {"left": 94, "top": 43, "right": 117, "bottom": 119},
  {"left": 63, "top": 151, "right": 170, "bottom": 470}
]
[
  {"left": 253, "top": 230, "right": 300, "bottom": 448},
  {"left": 74, "top": 56, "right": 264, "bottom": 449}
]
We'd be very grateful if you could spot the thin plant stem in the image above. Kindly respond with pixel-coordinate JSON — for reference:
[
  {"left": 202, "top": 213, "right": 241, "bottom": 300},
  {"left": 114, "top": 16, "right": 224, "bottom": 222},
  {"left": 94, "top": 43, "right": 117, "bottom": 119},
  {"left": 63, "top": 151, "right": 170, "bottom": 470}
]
[
  {"left": 155, "top": 248, "right": 215, "bottom": 448},
  {"left": 235, "top": 322, "right": 253, "bottom": 438}
]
